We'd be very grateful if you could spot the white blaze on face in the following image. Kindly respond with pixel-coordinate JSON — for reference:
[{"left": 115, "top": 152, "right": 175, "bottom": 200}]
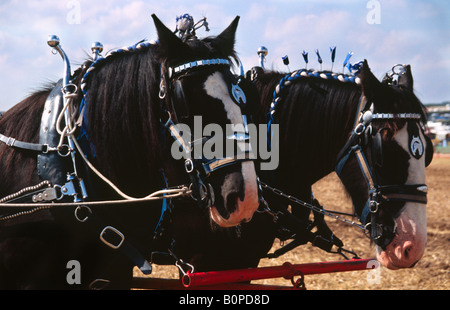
[
  {"left": 203, "top": 72, "right": 259, "bottom": 227},
  {"left": 376, "top": 124, "right": 428, "bottom": 269}
]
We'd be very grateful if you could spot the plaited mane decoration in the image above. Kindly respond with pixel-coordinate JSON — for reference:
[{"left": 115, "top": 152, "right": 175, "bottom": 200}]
[{"left": 266, "top": 48, "right": 364, "bottom": 148}]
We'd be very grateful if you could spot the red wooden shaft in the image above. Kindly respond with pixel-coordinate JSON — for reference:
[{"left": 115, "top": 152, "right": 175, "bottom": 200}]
[{"left": 182, "top": 258, "right": 375, "bottom": 288}]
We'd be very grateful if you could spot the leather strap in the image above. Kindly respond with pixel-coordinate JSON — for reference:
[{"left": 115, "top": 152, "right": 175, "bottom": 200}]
[{"left": 0, "top": 133, "right": 51, "bottom": 153}]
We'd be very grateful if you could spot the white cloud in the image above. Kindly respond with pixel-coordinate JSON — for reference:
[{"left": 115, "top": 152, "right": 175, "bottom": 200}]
[{"left": 0, "top": 0, "right": 448, "bottom": 110}]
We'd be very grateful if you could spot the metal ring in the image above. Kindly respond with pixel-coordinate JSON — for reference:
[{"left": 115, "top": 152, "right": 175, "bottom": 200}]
[
  {"left": 57, "top": 144, "right": 71, "bottom": 157},
  {"left": 100, "top": 226, "right": 125, "bottom": 250},
  {"left": 185, "top": 159, "right": 194, "bottom": 173},
  {"left": 392, "top": 64, "right": 406, "bottom": 75},
  {"left": 363, "top": 223, "right": 373, "bottom": 239},
  {"left": 74, "top": 205, "right": 92, "bottom": 223},
  {"left": 159, "top": 80, "right": 166, "bottom": 99},
  {"left": 53, "top": 185, "right": 65, "bottom": 200},
  {"left": 369, "top": 201, "right": 379, "bottom": 213},
  {"left": 354, "top": 123, "right": 366, "bottom": 135},
  {"left": 189, "top": 183, "right": 208, "bottom": 202},
  {"left": 62, "top": 83, "right": 78, "bottom": 95}
]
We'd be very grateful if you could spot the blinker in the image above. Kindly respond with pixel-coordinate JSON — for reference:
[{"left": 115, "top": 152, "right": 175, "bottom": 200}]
[{"left": 231, "top": 83, "right": 246, "bottom": 105}]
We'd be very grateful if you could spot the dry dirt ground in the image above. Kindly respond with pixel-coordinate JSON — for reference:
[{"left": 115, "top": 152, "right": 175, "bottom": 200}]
[{"left": 134, "top": 157, "right": 449, "bottom": 290}]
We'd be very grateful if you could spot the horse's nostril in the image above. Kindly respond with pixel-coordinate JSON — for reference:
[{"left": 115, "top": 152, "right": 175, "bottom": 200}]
[
  {"left": 226, "top": 192, "right": 239, "bottom": 214},
  {"left": 403, "top": 243, "right": 413, "bottom": 259}
]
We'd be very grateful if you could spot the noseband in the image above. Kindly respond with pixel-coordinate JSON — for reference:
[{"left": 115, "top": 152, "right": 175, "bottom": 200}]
[
  {"left": 160, "top": 58, "right": 254, "bottom": 206},
  {"left": 335, "top": 97, "right": 430, "bottom": 248}
]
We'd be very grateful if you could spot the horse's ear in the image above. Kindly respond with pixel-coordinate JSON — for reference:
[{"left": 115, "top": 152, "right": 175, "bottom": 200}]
[
  {"left": 398, "top": 64, "right": 414, "bottom": 92},
  {"left": 151, "top": 14, "right": 185, "bottom": 60},
  {"left": 210, "top": 16, "right": 240, "bottom": 55},
  {"left": 359, "top": 59, "right": 382, "bottom": 103}
]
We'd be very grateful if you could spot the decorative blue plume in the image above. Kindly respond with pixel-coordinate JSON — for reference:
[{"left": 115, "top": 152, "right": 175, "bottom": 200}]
[
  {"left": 330, "top": 46, "right": 336, "bottom": 71},
  {"left": 315, "top": 49, "right": 322, "bottom": 70},
  {"left": 282, "top": 55, "right": 290, "bottom": 72},
  {"left": 346, "top": 61, "right": 364, "bottom": 74},
  {"left": 343, "top": 51, "right": 354, "bottom": 69},
  {"left": 315, "top": 49, "right": 322, "bottom": 64},
  {"left": 330, "top": 46, "right": 336, "bottom": 62},
  {"left": 302, "top": 50, "right": 308, "bottom": 69}
]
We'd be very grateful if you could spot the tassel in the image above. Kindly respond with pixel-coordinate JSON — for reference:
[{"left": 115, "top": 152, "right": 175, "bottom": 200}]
[
  {"left": 315, "top": 49, "right": 322, "bottom": 71},
  {"left": 302, "top": 50, "right": 308, "bottom": 69},
  {"left": 282, "top": 55, "right": 290, "bottom": 72},
  {"left": 330, "top": 46, "right": 336, "bottom": 71},
  {"left": 343, "top": 51, "right": 354, "bottom": 72}
]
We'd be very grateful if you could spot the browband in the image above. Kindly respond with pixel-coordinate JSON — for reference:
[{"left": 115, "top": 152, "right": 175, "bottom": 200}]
[{"left": 169, "top": 58, "right": 231, "bottom": 78}]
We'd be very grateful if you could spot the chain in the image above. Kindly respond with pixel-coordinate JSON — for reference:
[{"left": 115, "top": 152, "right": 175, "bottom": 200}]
[
  {"left": 0, "top": 181, "right": 53, "bottom": 222},
  {"left": 0, "top": 206, "right": 53, "bottom": 222},
  {"left": 259, "top": 181, "right": 367, "bottom": 232},
  {"left": 0, "top": 181, "right": 51, "bottom": 203}
]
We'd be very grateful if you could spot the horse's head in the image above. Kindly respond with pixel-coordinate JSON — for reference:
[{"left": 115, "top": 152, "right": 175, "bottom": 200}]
[
  {"left": 337, "top": 60, "right": 432, "bottom": 269},
  {"left": 152, "top": 15, "right": 259, "bottom": 227}
]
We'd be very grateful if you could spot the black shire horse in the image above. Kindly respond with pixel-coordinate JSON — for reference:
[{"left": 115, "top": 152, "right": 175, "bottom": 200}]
[
  {"left": 0, "top": 15, "right": 259, "bottom": 289},
  {"left": 171, "top": 60, "right": 433, "bottom": 274}
]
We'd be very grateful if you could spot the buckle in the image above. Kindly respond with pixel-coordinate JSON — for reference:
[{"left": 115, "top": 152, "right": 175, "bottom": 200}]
[
  {"left": 100, "top": 226, "right": 125, "bottom": 249},
  {"left": 6, "top": 137, "right": 16, "bottom": 147}
]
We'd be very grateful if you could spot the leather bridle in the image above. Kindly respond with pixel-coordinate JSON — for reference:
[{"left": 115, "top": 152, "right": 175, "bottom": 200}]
[
  {"left": 159, "top": 58, "right": 255, "bottom": 206},
  {"left": 335, "top": 96, "right": 431, "bottom": 248}
]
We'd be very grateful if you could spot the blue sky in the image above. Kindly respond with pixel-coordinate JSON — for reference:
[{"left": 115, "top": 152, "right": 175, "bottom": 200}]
[{"left": 0, "top": 0, "right": 448, "bottom": 110}]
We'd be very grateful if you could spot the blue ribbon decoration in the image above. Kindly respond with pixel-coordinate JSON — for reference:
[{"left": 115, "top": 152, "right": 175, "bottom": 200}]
[
  {"left": 302, "top": 50, "right": 308, "bottom": 68},
  {"left": 315, "top": 49, "right": 322, "bottom": 70},
  {"left": 330, "top": 46, "right": 336, "bottom": 62},
  {"left": 176, "top": 13, "right": 193, "bottom": 22},
  {"left": 282, "top": 55, "right": 290, "bottom": 72},
  {"left": 346, "top": 60, "right": 364, "bottom": 74},
  {"left": 343, "top": 51, "right": 354, "bottom": 68},
  {"left": 315, "top": 49, "right": 322, "bottom": 64},
  {"left": 330, "top": 46, "right": 336, "bottom": 71}
]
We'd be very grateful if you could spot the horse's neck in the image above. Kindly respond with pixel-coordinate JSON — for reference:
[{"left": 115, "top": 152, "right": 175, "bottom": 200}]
[{"left": 257, "top": 74, "right": 361, "bottom": 185}]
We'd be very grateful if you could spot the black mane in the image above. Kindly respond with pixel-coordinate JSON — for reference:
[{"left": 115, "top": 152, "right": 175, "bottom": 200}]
[
  {"left": 81, "top": 44, "right": 163, "bottom": 196},
  {"left": 253, "top": 67, "right": 428, "bottom": 184}
]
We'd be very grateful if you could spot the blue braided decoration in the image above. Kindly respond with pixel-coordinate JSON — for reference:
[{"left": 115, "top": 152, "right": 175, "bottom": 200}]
[
  {"left": 78, "top": 40, "right": 155, "bottom": 157},
  {"left": 269, "top": 69, "right": 361, "bottom": 116},
  {"left": 266, "top": 68, "right": 362, "bottom": 149}
]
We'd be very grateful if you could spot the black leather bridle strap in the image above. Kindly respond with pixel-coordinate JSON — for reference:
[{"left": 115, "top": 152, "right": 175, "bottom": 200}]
[
  {"left": 0, "top": 133, "right": 57, "bottom": 153},
  {"left": 378, "top": 184, "right": 428, "bottom": 204}
]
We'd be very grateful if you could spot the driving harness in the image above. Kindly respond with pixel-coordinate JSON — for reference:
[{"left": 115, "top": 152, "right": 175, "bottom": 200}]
[
  {"left": 0, "top": 36, "right": 257, "bottom": 285},
  {"left": 335, "top": 95, "right": 432, "bottom": 248}
]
